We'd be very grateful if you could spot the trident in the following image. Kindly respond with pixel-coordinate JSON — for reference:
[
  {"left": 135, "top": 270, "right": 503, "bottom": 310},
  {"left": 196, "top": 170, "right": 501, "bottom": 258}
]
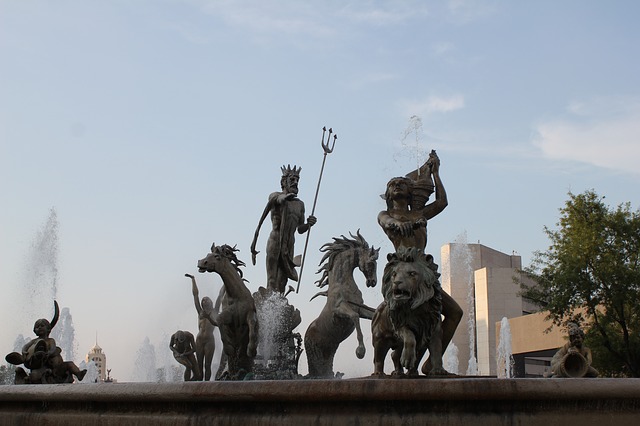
[{"left": 296, "top": 126, "right": 337, "bottom": 293}]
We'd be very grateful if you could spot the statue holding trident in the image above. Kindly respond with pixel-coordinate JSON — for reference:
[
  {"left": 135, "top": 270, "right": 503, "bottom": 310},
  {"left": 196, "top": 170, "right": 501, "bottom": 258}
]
[{"left": 251, "top": 164, "right": 317, "bottom": 294}]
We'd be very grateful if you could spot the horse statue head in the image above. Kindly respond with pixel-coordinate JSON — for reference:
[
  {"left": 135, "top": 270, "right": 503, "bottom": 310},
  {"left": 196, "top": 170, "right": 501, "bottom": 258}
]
[{"left": 314, "top": 229, "right": 379, "bottom": 290}]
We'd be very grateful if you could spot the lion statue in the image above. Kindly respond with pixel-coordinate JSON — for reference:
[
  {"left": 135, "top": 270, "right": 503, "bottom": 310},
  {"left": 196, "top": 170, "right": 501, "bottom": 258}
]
[{"left": 371, "top": 247, "right": 448, "bottom": 376}]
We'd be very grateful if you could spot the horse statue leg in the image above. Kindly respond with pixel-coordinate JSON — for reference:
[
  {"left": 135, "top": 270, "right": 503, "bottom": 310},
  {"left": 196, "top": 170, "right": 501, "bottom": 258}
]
[
  {"left": 246, "top": 310, "right": 258, "bottom": 358},
  {"left": 335, "top": 303, "right": 366, "bottom": 359}
]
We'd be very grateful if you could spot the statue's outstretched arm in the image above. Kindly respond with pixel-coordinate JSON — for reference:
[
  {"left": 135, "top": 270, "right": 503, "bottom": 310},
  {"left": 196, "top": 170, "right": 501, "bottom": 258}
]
[
  {"left": 250, "top": 197, "right": 274, "bottom": 265},
  {"left": 422, "top": 160, "right": 448, "bottom": 220},
  {"left": 185, "top": 274, "right": 202, "bottom": 314}
]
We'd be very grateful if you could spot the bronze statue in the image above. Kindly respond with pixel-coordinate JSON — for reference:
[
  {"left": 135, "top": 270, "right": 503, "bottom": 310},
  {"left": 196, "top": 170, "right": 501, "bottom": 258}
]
[
  {"left": 371, "top": 248, "right": 447, "bottom": 376},
  {"left": 198, "top": 244, "right": 258, "bottom": 380},
  {"left": 304, "top": 231, "right": 379, "bottom": 378},
  {"left": 5, "top": 301, "right": 87, "bottom": 384},
  {"left": 377, "top": 150, "right": 462, "bottom": 374},
  {"left": 251, "top": 165, "right": 317, "bottom": 293},
  {"left": 185, "top": 273, "right": 219, "bottom": 381},
  {"left": 550, "top": 323, "right": 599, "bottom": 378},
  {"left": 169, "top": 330, "right": 200, "bottom": 381}
]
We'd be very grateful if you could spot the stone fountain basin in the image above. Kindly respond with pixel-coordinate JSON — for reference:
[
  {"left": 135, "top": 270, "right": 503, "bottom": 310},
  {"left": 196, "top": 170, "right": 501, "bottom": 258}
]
[{"left": 1, "top": 377, "right": 639, "bottom": 425}]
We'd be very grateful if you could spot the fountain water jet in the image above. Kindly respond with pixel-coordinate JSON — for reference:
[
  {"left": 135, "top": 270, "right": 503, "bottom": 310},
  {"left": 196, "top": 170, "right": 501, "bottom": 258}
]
[
  {"left": 496, "top": 317, "right": 514, "bottom": 378},
  {"left": 443, "top": 342, "right": 459, "bottom": 375},
  {"left": 450, "top": 233, "right": 478, "bottom": 375},
  {"left": 50, "top": 307, "right": 76, "bottom": 362},
  {"left": 132, "top": 337, "right": 158, "bottom": 382},
  {"left": 78, "top": 360, "right": 99, "bottom": 384},
  {"left": 252, "top": 288, "right": 302, "bottom": 379}
]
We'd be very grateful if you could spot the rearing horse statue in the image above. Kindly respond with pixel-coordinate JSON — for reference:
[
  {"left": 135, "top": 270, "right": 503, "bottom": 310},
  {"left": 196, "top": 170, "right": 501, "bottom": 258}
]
[
  {"left": 304, "top": 231, "right": 379, "bottom": 378},
  {"left": 198, "top": 243, "right": 258, "bottom": 380}
]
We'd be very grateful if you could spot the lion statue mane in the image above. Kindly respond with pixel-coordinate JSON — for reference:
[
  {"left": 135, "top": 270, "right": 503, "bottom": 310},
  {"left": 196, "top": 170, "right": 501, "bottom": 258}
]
[{"left": 371, "top": 247, "right": 448, "bottom": 376}]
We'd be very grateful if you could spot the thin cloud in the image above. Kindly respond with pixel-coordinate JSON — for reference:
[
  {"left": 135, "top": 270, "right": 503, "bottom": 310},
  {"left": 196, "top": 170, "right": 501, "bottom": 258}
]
[
  {"left": 402, "top": 94, "right": 465, "bottom": 117},
  {"left": 349, "top": 72, "right": 398, "bottom": 89},
  {"left": 533, "top": 98, "right": 640, "bottom": 176},
  {"left": 337, "top": 1, "right": 429, "bottom": 26},
  {"left": 432, "top": 41, "right": 455, "bottom": 55},
  {"left": 185, "top": 0, "right": 428, "bottom": 40},
  {"left": 187, "top": 0, "right": 335, "bottom": 38},
  {"left": 447, "top": 0, "right": 499, "bottom": 23}
]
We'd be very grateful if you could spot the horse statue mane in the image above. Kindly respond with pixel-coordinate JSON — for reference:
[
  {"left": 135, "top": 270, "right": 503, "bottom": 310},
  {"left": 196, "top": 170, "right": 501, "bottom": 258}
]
[
  {"left": 314, "top": 230, "right": 378, "bottom": 290},
  {"left": 210, "top": 243, "right": 248, "bottom": 281}
]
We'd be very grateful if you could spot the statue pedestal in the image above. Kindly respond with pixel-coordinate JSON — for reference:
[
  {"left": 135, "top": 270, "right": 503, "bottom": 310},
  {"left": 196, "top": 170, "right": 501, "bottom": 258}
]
[{"left": 1, "top": 378, "right": 640, "bottom": 425}]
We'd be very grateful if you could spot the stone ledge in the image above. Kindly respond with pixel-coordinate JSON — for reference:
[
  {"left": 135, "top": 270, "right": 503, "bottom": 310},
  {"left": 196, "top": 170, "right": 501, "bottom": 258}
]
[{"left": 1, "top": 378, "right": 639, "bottom": 425}]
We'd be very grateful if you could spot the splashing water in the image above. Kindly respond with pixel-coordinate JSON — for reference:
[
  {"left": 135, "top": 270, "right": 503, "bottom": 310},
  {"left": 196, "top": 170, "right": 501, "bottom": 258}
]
[
  {"left": 497, "top": 317, "right": 515, "bottom": 378},
  {"left": 20, "top": 208, "right": 59, "bottom": 323},
  {"left": 78, "top": 360, "right": 100, "bottom": 384},
  {"left": 157, "top": 333, "right": 182, "bottom": 383},
  {"left": 443, "top": 342, "right": 459, "bottom": 375},
  {"left": 132, "top": 337, "right": 158, "bottom": 382},
  {"left": 50, "top": 307, "right": 77, "bottom": 362},
  {"left": 12, "top": 335, "right": 29, "bottom": 353},
  {"left": 256, "top": 291, "right": 289, "bottom": 363},
  {"left": 451, "top": 232, "right": 478, "bottom": 376},
  {"left": 10, "top": 209, "right": 78, "bottom": 368},
  {"left": 394, "top": 115, "right": 430, "bottom": 173}
]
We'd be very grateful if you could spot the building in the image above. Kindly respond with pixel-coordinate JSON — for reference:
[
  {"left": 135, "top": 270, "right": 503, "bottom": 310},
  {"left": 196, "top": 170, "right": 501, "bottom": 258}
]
[
  {"left": 440, "top": 242, "right": 565, "bottom": 377},
  {"left": 86, "top": 342, "right": 107, "bottom": 382}
]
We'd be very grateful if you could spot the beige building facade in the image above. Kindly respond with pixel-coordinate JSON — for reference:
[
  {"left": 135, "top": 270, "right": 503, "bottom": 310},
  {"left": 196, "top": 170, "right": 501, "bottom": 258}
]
[{"left": 441, "top": 242, "right": 564, "bottom": 377}]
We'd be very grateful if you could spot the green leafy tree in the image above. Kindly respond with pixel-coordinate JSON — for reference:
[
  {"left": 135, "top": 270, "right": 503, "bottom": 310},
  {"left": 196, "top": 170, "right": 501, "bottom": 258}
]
[{"left": 520, "top": 190, "right": 640, "bottom": 377}]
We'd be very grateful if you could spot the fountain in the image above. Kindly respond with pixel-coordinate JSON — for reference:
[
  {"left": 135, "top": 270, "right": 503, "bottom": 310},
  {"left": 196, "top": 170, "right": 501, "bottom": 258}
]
[
  {"left": 50, "top": 307, "right": 76, "bottom": 363},
  {"left": 78, "top": 360, "right": 99, "bottom": 384},
  {"left": 253, "top": 288, "right": 302, "bottom": 379},
  {"left": 443, "top": 342, "right": 459, "bottom": 375},
  {"left": 2, "top": 140, "right": 640, "bottom": 424},
  {"left": 132, "top": 337, "right": 158, "bottom": 383},
  {"left": 20, "top": 208, "right": 59, "bottom": 321},
  {"left": 447, "top": 233, "right": 479, "bottom": 375},
  {"left": 3, "top": 209, "right": 87, "bottom": 385},
  {"left": 496, "top": 317, "right": 514, "bottom": 378}
]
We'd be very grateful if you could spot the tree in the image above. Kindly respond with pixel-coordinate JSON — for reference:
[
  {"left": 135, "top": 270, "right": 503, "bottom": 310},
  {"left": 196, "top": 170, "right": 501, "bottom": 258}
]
[{"left": 520, "top": 190, "right": 640, "bottom": 377}]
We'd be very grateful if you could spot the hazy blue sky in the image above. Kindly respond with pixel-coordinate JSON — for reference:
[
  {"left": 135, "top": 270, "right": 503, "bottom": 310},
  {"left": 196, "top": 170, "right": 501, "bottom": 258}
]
[{"left": 2, "top": 0, "right": 639, "bottom": 381}]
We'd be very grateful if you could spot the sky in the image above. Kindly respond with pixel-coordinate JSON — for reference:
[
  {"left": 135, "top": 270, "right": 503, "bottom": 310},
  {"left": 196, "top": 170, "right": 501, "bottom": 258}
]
[{"left": 1, "top": 0, "right": 639, "bottom": 381}]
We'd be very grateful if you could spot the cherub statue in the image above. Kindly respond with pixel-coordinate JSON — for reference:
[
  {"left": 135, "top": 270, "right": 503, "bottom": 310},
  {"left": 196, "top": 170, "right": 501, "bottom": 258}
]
[
  {"left": 5, "top": 301, "right": 87, "bottom": 384},
  {"left": 550, "top": 323, "right": 599, "bottom": 378}
]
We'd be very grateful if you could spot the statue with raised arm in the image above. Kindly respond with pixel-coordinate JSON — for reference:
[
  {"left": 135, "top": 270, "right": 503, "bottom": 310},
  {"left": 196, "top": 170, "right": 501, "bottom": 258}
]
[
  {"left": 185, "top": 273, "right": 218, "bottom": 381},
  {"left": 250, "top": 165, "right": 317, "bottom": 293},
  {"left": 377, "top": 150, "right": 462, "bottom": 375},
  {"left": 170, "top": 330, "right": 200, "bottom": 381}
]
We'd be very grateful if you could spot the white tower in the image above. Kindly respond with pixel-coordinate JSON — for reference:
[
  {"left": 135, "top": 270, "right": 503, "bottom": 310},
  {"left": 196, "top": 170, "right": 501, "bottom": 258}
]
[{"left": 86, "top": 341, "right": 107, "bottom": 382}]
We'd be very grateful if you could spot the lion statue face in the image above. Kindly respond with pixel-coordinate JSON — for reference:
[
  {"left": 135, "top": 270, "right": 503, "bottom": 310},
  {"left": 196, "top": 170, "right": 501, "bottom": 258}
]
[{"left": 382, "top": 247, "right": 439, "bottom": 312}]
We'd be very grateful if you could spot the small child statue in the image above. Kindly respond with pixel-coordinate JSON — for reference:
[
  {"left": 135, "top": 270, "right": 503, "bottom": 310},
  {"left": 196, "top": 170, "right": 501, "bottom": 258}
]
[
  {"left": 5, "top": 301, "right": 87, "bottom": 384},
  {"left": 550, "top": 322, "right": 599, "bottom": 378}
]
